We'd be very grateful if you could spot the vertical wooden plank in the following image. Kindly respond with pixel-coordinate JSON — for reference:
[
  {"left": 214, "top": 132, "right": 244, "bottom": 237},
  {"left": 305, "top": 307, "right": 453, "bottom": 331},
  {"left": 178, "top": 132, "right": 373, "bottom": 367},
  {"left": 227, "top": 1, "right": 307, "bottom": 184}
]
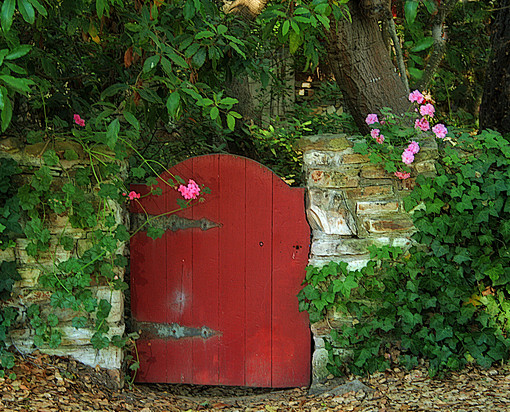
[
  {"left": 218, "top": 155, "right": 247, "bottom": 385},
  {"left": 163, "top": 159, "right": 195, "bottom": 383},
  {"left": 245, "top": 162, "right": 273, "bottom": 387},
  {"left": 130, "top": 182, "right": 168, "bottom": 382},
  {"left": 191, "top": 155, "right": 221, "bottom": 385},
  {"left": 271, "top": 177, "right": 311, "bottom": 387}
]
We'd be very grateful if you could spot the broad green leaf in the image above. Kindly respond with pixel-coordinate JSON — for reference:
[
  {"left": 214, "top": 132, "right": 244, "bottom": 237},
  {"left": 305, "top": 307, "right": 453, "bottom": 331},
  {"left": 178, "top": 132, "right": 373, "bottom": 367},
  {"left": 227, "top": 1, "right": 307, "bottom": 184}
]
[
  {"left": 282, "top": 20, "right": 290, "bottom": 36},
  {"left": 1, "top": 95, "right": 12, "bottom": 132},
  {"left": 411, "top": 37, "right": 434, "bottom": 52},
  {"left": 166, "top": 50, "right": 188, "bottom": 68},
  {"left": 100, "top": 83, "right": 128, "bottom": 100},
  {"left": 289, "top": 31, "right": 302, "bottom": 54},
  {"left": 123, "top": 111, "right": 139, "bottom": 130},
  {"left": 17, "top": 0, "right": 35, "bottom": 24},
  {"left": 106, "top": 118, "right": 120, "bottom": 149},
  {"left": 0, "top": 75, "right": 34, "bottom": 94},
  {"left": 408, "top": 67, "right": 423, "bottom": 79},
  {"left": 227, "top": 113, "right": 235, "bottom": 131},
  {"left": 143, "top": 54, "right": 159, "bottom": 73},
  {"left": 195, "top": 30, "right": 214, "bottom": 39},
  {"left": 96, "top": 0, "right": 106, "bottom": 18},
  {"left": 27, "top": 0, "right": 47, "bottom": 16},
  {"left": 5, "top": 45, "right": 32, "bottom": 60},
  {"left": 1, "top": 0, "right": 15, "bottom": 32},
  {"left": 0, "top": 86, "right": 4, "bottom": 110},
  {"left": 192, "top": 47, "right": 206, "bottom": 68},
  {"left": 166, "top": 91, "right": 180, "bottom": 117},
  {"left": 219, "top": 97, "right": 238, "bottom": 106},
  {"left": 405, "top": 0, "right": 419, "bottom": 26},
  {"left": 210, "top": 106, "right": 219, "bottom": 120}
]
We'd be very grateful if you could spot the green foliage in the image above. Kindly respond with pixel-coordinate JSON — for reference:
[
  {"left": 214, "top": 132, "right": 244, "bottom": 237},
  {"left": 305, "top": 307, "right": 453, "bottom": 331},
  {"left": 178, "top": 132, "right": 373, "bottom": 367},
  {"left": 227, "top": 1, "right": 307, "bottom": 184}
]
[
  {"left": 0, "top": 158, "right": 21, "bottom": 374},
  {"left": 299, "top": 129, "right": 510, "bottom": 376}
]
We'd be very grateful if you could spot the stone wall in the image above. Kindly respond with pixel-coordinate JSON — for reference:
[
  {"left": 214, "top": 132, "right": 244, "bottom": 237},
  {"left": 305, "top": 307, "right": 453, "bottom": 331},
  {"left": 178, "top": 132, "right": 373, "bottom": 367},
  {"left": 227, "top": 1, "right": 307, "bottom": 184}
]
[
  {"left": 297, "top": 134, "right": 438, "bottom": 383},
  {"left": 0, "top": 139, "right": 126, "bottom": 378}
]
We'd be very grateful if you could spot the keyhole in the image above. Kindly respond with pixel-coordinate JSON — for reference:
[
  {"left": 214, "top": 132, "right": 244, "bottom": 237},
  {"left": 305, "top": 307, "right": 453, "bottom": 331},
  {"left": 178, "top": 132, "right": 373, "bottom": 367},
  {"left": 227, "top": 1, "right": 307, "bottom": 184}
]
[{"left": 259, "top": 241, "right": 264, "bottom": 247}]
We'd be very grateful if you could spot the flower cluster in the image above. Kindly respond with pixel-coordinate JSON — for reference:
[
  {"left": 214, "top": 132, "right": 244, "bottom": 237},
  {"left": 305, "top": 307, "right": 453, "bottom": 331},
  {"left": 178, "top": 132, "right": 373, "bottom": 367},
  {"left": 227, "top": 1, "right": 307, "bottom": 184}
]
[
  {"left": 178, "top": 179, "right": 201, "bottom": 200},
  {"left": 363, "top": 90, "right": 449, "bottom": 180},
  {"left": 409, "top": 90, "right": 447, "bottom": 139},
  {"left": 74, "top": 114, "right": 85, "bottom": 127},
  {"left": 123, "top": 191, "right": 141, "bottom": 200}
]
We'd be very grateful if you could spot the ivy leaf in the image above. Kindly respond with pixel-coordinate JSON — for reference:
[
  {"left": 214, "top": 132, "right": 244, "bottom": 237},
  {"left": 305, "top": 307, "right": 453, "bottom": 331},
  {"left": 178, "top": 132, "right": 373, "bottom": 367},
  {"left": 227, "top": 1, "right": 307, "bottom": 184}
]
[
  {"left": 115, "top": 224, "right": 130, "bottom": 242},
  {"left": 91, "top": 332, "right": 110, "bottom": 350},
  {"left": 72, "top": 316, "right": 88, "bottom": 329},
  {"left": 43, "top": 149, "right": 59, "bottom": 166},
  {"left": 97, "top": 183, "right": 118, "bottom": 200},
  {"left": 131, "top": 167, "right": 146, "bottom": 179},
  {"left": 146, "top": 226, "right": 165, "bottom": 240}
]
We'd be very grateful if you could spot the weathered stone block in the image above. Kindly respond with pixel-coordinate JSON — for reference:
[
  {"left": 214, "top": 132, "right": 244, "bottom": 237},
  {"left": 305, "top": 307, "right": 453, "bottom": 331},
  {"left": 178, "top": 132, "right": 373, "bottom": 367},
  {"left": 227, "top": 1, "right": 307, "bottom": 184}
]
[
  {"left": 363, "top": 217, "right": 415, "bottom": 234},
  {"left": 311, "top": 235, "right": 375, "bottom": 257},
  {"left": 303, "top": 151, "right": 343, "bottom": 168},
  {"left": 360, "top": 165, "right": 393, "bottom": 179},
  {"left": 307, "top": 189, "right": 357, "bottom": 235},
  {"left": 297, "top": 134, "right": 352, "bottom": 152},
  {"left": 308, "top": 169, "right": 360, "bottom": 188},
  {"left": 342, "top": 153, "right": 369, "bottom": 164},
  {"left": 356, "top": 201, "right": 400, "bottom": 214},
  {"left": 344, "top": 185, "right": 394, "bottom": 199}
]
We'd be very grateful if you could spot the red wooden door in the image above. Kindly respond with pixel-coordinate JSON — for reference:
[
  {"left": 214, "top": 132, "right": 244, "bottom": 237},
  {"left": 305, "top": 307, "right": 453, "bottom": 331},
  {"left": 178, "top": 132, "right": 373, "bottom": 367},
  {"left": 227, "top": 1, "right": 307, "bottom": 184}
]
[{"left": 130, "top": 155, "right": 310, "bottom": 387}]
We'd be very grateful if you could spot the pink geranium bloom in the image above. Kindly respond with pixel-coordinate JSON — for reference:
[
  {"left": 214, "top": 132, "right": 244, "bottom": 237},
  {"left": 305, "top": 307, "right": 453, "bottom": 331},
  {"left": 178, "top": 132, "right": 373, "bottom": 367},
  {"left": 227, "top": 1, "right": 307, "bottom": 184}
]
[
  {"left": 74, "top": 114, "right": 85, "bottom": 127},
  {"left": 370, "top": 129, "right": 385, "bottom": 144},
  {"left": 402, "top": 149, "right": 415, "bottom": 165},
  {"left": 407, "top": 141, "right": 420, "bottom": 155},
  {"left": 178, "top": 179, "right": 201, "bottom": 200},
  {"left": 415, "top": 117, "right": 430, "bottom": 132},
  {"left": 419, "top": 103, "right": 435, "bottom": 118},
  {"left": 123, "top": 191, "right": 141, "bottom": 200},
  {"left": 408, "top": 90, "right": 424, "bottom": 104},
  {"left": 365, "top": 114, "right": 379, "bottom": 125},
  {"left": 395, "top": 171, "right": 411, "bottom": 180},
  {"left": 432, "top": 123, "right": 448, "bottom": 139}
]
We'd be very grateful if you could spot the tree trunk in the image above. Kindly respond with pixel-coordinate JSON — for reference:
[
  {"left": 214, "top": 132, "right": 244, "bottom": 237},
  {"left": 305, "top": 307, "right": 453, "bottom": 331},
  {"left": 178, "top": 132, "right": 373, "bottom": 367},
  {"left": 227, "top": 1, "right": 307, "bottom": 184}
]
[
  {"left": 479, "top": 0, "right": 510, "bottom": 135},
  {"left": 325, "top": 0, "right": 409, "bottom": 133}
]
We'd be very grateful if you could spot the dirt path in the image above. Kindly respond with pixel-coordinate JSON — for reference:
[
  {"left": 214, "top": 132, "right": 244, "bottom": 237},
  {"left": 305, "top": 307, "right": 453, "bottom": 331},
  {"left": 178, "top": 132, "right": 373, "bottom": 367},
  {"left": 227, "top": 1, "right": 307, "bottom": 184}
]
[{"left": 1, "top": 351, "right": 510, "bottom": 411}]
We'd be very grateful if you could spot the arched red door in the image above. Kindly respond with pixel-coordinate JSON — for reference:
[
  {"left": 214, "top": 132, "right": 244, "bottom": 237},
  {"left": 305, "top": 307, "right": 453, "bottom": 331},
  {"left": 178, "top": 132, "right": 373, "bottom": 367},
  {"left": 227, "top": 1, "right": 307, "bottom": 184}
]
[{"left": 130, "top": 155, "right": 310, "bottom": 387}]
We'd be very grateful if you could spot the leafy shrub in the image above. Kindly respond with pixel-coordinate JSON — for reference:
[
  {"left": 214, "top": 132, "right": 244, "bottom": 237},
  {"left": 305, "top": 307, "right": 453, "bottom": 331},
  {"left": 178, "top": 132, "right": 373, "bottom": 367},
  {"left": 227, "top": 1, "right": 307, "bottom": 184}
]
[{"left": 299, "top": 128, "right": 510, "bottom": 377}]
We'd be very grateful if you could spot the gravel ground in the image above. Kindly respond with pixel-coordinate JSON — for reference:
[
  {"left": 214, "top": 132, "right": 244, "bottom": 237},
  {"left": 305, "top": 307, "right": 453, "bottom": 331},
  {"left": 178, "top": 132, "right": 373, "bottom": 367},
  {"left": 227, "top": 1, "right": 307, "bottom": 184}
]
[{"left": 1, "top": 351, "right": 510, "bottom": 411}]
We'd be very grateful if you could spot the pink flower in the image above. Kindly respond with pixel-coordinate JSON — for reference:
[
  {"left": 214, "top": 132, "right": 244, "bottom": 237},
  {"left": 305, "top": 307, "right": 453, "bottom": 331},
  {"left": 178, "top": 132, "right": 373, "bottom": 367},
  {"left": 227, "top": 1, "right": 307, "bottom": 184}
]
[
  {"left": 414, "top": 117, "right": 430, "bottom": 132},
  {"left": 432, "top": 123, "right": 448, "bottom": 139},
  {"left": 365, "top": 114, "right": 379, "bottom": 125},
  {"left": 74, "top": 114, "right": 85, "bottom": 127},
  {"left": 402, "top": 149, "right": 415, "bottom": 165},
  {"left": 407, "top": 141, "right": 420, "bottom": 155},
  {"left": 395, "top": 171, "right": 411, "bottom": 180},
  {"left": 178, "top": 179, "right": 201, "bottom": 200},
  {"left": 370, "top": 129, "right": 385, "bottom": 144},
  {"left": 419, "top": 103, "right": 435, "bottom": 118},
  {"left": 408, "top": 90, "right": 424, "bottom": 104},
  {"left": 124, "top": 191, "right": 141, "bottom": 200}
]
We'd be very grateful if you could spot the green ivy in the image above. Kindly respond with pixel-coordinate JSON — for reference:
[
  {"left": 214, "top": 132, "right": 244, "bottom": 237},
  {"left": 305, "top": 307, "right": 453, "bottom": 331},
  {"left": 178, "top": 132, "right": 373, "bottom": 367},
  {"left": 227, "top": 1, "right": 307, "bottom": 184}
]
[
  {"left": 299, "top": 129, "right": 510, "bottom": 377},
  {"left": 0, "top": 157, "right": 21, "bottom": 374}
]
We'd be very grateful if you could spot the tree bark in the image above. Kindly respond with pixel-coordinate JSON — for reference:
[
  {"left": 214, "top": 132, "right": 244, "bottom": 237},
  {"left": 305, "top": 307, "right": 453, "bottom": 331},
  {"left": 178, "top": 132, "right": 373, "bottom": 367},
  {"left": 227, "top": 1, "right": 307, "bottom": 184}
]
[
  {"left": 479, "top": 0, "right": 510, "bottom": 135},
  {"left": 325, "top": 0, "right": 409, "bottom": 133}
]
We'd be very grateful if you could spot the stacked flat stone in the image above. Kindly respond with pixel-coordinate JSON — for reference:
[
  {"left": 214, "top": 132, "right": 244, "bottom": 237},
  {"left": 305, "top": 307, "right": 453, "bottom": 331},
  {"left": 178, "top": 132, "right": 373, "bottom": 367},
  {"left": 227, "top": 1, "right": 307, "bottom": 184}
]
[
  {"left": 297, "top": 134, "right": 438, "bottom": 383},
  {"left": 0, "top": 139, "right": 126, "bottom": 383}
]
